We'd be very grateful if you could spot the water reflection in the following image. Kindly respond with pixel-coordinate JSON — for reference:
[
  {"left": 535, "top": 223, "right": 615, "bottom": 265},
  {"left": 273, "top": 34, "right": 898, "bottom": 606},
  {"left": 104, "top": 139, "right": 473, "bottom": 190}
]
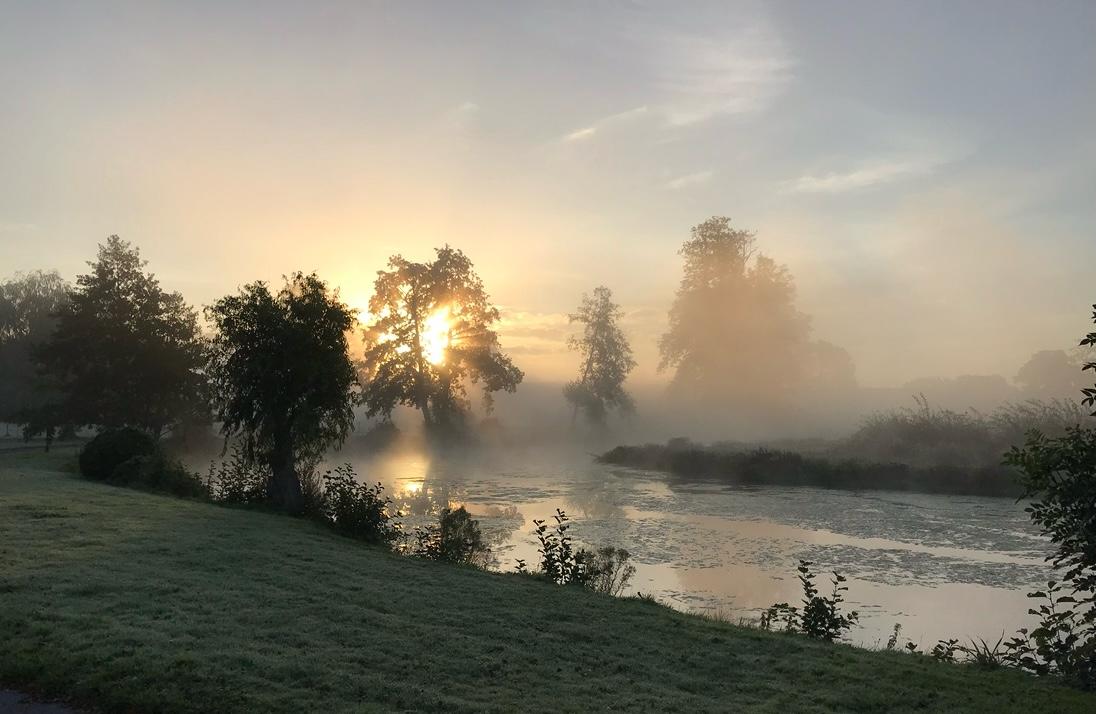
[{"left": 328, "top": 445, "right": 1052, "bottom": 647}]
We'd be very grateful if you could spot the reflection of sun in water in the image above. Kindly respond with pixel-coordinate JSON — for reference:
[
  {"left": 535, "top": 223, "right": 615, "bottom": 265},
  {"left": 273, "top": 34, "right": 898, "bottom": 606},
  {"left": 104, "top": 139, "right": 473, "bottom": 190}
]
[
  {"left": 422, "top": 305, "right": 453, "bottom": 365},
  {"left": 403, "top": 480, "right": 423, "bottom": 495}
]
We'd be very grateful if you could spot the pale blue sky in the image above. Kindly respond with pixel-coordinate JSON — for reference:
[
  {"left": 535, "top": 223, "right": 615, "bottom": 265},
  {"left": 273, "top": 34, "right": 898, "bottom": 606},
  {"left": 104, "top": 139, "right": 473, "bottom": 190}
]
[{"left": 2, "top": 1, "right": 1094, "bottom": 385}]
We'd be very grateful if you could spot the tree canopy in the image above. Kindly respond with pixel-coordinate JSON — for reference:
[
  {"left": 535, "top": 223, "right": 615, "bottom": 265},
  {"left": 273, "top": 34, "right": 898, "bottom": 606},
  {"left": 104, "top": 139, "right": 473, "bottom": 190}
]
[
  {"left": 360, "top": 246, "right": 523, "bottom": 429},
  {"left": 1082, "top": 304, "right": 1096, "bottom": 416},
  {"left": 205, "top": 272, "right": 358, "bottom": 513},
  {"left": 564, "top": 286, "right": 636, "bottom": 426},
  {"left": 36, "top": 237, "right": 206, "bottom": 436},
  {"left": 0, "top": 270, "right": 69, "bottom": 433},
  {"left": 658, "top": 217, "right": 811, "bottom": 409}
]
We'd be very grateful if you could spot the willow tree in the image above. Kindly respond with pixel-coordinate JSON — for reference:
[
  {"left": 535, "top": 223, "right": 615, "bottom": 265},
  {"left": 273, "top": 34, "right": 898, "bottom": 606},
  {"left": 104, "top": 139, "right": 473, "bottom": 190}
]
[
  {"left": 564, "top": 286, "right": 636, "bottom": 426},
  {"left": 360, "top": 246, "right": 523, "bottom": 429},
  {"left": 658, "top": 217, "right": 810, "bottom": 408},
  {"left": 205, "top": 272, "right": 357, "bottom": 513}
]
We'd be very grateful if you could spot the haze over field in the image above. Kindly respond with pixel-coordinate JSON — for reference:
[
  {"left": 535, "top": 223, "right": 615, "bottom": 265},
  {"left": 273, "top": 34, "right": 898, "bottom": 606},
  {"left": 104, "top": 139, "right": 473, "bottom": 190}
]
[{"left": 2, "top": 1, "right": 1094, "bottom": 403}]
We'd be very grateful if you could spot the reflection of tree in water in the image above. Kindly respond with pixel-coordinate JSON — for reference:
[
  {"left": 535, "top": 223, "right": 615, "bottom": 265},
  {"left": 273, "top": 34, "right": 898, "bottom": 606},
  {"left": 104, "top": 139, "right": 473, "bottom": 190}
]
[
  {"left": 392, "top": 480, "right": 523, "bottom": 551},
  {"left": 565, "top": 478, "right": 626, "bottom": 520}
]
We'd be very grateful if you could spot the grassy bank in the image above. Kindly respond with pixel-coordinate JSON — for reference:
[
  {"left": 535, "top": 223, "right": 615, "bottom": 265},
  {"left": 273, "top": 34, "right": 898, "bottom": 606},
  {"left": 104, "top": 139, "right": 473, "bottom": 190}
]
[
  {"left": 599, "top": 442, "right": 1021, "bottom": 497},
  {"left": 1, "top": 452, "right": 1091, "bottom": 712}
]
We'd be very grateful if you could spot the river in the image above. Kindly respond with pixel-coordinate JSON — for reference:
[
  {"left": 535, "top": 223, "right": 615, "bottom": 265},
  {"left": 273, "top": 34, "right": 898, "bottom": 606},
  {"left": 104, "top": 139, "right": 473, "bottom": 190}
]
[{"left": 344, "top": 444, "right": 1052, "bottom": 649}]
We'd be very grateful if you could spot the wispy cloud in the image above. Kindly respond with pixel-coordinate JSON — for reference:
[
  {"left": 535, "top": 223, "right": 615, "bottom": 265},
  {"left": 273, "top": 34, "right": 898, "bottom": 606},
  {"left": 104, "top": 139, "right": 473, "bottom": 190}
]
[
  {"left": 784, "top": 159, "right": 940, "bottom": 194},
  {"left": 665, "top": 170, "right": 714, "bottom": 190},
  {"left": 558, "top": 106, "right": 649, "bottom": 143},
  {"left": 655, "top": 25, "right": 792, "bottom": 126}
]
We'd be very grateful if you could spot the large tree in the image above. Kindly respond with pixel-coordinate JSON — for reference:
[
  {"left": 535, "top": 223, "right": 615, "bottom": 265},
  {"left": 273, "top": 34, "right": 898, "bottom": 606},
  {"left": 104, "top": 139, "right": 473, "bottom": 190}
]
[
  {"left": 0, "top": 270, "right": 69, "bottom": 435},
  {"left": 658, "top": 217, "right": 810, "bottom": 408},
  {"left": 37, "top": 237, "right": 206, "bottom": 436},
  {"left": 564, "top": 286, "right": 636, "bottom": 426},
  {"left": 205, "top": 272, "right": 357, "bottom": 514},
  {"left": 360, "top": 246, "right": 523, "bottom": 428}
]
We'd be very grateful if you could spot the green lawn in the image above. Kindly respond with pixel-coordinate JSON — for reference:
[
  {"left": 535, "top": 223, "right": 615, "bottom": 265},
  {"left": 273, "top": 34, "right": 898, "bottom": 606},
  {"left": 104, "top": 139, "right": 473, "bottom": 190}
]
[{"left": 1, "top": 451, "right": 1092, "bottom": 713}]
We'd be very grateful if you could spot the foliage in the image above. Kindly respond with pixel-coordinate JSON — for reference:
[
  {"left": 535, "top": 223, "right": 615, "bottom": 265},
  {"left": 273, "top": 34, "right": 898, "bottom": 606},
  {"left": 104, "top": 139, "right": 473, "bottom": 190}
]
[
  {"left": 412, "top": 505, "right": 492, "bottom": 567},
  {"left": 530, "top": 509, "right": 636, "bottom": 595},
  {"left": 1016, "top": 349, "right": 1084, "bottom": 397},
  {"left": 1083, "top": 304, "right": 1096, "bottom": 415},
  {"left": 109, "top": 451, "right": 208, "bottom": 498},
  {"left": 657, "top": 217, "right": 812, "bottom": 409},
  {"left": 79, "top": 427, "right": 204, "bottom": 497},
  {"left": 205, "top": 272, "right": 357, "bottom": 513},
  {"left": 760, "top": 560, "right": 859, "bottom": 642},
  {"left": 931, "top": 639, "right": 962, "bottom": 663},
  {"left": 564, "top": 286, "right": 636, "bottom": 426},
  {"left": 79, "top": 427, "right": 158, "bottom": 481},
  {"left": 0, "top": 270, "right": 69, "bottom": 432},
  {"left": 1003, "top": 582, "right": 1095, "bottom": 683},
  {"left": 206, "top": 445, "right": 268, "bottom": 505},
  {"left": 1003, "top": 425, "right": 1096, "bottom": 686},
  {"left": 318, "top": 464, "right": 402, "bottom": 546},
  {"left": 359, "top": 246, "right": 523, "bottom": 430},
  {"left": 36, "top": 237, "right": 207, "bottom": 436},
  {"left": 581, "top": 546, "right": 636, "bottom": 596}
]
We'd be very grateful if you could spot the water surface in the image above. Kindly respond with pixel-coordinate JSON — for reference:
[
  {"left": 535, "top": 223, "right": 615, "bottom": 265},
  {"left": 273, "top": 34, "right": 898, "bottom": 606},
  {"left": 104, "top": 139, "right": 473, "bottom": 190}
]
[{"left": 341, "top": 446, "right": 1051, "bottom": 648}]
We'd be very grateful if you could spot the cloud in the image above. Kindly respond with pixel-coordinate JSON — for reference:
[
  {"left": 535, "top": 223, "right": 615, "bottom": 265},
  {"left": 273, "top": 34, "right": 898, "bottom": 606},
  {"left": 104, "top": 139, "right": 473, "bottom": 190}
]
[
  {"left": 563, "top": 126, "right": 597, "bottom": 142},
  {"left": 558, "top": 106, "right": 649, "bottom": 143},
  {"left": 665, "top": 170, "right": 714, "bottom": 190},
  {"left": 784, "top": 158, "right": 940, "bottom": 194},
  {"left": 655, "top": 25, "right": 792, "bottom": 126}
]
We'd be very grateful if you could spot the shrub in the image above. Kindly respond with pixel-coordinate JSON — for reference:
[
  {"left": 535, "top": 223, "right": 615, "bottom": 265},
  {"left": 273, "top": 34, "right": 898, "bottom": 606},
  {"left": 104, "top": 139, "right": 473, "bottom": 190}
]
[
  {"left": 206, "top": 445, "right": 268, "bottom": 505},
  {"left": 530, "top": 509, "right": 636, "bottom": 595},
  {"left": 79, "top": 427, "right": 157, "bottom": 481},
  {"left": 760, "top": 560, "right": 859, "bottom": 642},
  {"left": 412, "top": 506, "right": 493, "bottom": 567},
  {"left": 111, "top": 451, "right": 207, "bottom": 498},
  {"left": 319, "top": 464, "right": 402, "bottom": 546},
  {"left": 581, "top": 547, "right": 636, "bottom": 596}
]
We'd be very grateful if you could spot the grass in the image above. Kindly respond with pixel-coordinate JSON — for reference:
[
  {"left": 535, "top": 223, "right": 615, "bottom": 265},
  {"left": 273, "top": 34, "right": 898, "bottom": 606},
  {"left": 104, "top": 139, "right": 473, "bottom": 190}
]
[{"left": 1, "top": 451, "right": 1093, "bottom": 713}]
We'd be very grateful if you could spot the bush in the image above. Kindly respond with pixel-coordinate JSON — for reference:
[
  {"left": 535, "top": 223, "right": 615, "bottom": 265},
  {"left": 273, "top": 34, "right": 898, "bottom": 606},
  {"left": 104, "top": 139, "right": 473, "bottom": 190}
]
[
  {"left": 79, "top": 427, "right": 157, "bottom": 481},
  {"left": 206, "top": 445, "right": 268, "bottom": 505},
  {"left": 581, "top": 547, "right": 636, "bottom": 596},
  {"left": 760, "top": 560, "right": 859, "bottom": 642},
  {"left": 319, "top": 464, "right": 402, "bottom": 546},
  {"left": 530, "top": 510, "right": 636, "bottom": 595},
  {"left": 111, "top": 451, "right": 207, "bottom": 498},
  {"left": 412, "top": 506, "right": 492, "bottom": 567}
]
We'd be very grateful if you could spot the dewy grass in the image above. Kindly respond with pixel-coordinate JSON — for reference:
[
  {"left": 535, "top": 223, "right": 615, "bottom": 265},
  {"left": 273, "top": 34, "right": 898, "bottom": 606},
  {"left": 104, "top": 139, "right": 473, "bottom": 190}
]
[{"left": 1, "top": 451, "right": 1093, "bottom": 713}]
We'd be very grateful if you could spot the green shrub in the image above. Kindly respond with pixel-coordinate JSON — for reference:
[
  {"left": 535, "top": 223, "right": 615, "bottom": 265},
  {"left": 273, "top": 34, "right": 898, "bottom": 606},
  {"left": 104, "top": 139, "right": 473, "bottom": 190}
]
[
  {"left": 412, "top": 506, "right": 492, "bottom": 567},
  {"left": 760, "top": 560, "right": 859, "bottom": 642},
  {"left": 319, "top": 464, "right": 402, "bottom": 546},
  {"left": 111, "top": 451, "right": 207, "bottom": 498},
  {"left": 79, "top": 427, "right": 157, "bottom": 481},
  {"left": 206, "top": 445, "right": 268, "bottom": 505}
]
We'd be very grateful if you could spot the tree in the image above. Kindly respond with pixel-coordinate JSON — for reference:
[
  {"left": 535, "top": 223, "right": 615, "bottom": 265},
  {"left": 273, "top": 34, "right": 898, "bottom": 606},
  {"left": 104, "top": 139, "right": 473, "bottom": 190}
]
[
  {"left": 36, "top": 237, "right": 206, "bottom": 436},
  {"left": 1017, "top": 349, "right": 1083, "bottom": 397},
  {"left": 0, "top": 271, "right": 69, "bottom": 436},
  {"left": 205, "top": 272, "right": 357, "bottom": 514},
  {"left": 563, "top": 286, "right": 636, "bottom": 426},
  {"left": 658, "top": 217, "right": 810, "bottom": 409},
  {"left": 360, "top": 246, "right": 523, "bottom": 429}
]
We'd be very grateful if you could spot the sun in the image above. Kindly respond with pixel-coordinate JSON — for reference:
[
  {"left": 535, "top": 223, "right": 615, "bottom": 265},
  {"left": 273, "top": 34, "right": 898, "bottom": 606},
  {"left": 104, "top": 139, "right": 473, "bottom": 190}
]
[{"left": 421, "top": 305, "right": 453, "bottom": 365}]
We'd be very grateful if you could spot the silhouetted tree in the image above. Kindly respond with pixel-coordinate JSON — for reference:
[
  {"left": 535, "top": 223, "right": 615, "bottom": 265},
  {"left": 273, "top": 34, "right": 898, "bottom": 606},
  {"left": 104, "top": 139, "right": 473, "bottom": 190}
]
[
  {"left": 564, "top": 286, "right": 636, "bottom": 426},
  {"left": 0, "top": 270, "right": 69, "bottom": 437},
  {"left": 36, "top": 237, "right": 206, "bottom": 436},
  {"left": 360, "top": 246, "right": 523, "bottom": 429},
  {"left": 205, "top": 272, "right": 357, "bottom": 514},
  {"left": 1017, "top": 350, "right": 1083, "bottom": 398},
  {"left": 658, "top": 217, "right": 810, "bottom": 409}
]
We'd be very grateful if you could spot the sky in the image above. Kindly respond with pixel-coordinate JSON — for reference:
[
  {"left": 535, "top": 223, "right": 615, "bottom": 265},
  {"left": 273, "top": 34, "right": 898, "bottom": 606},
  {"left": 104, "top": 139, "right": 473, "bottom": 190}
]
[{"left": 2, "top": 1, "right": 1094, "bottom": 387}]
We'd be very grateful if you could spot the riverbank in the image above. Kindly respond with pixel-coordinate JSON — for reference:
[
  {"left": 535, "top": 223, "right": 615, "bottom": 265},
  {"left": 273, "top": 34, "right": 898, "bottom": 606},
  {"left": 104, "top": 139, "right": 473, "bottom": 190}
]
[
  {"left": 1, "top": 451, "right": 1089, "bottom": 712},
  {"left": 599, "top": 442, "right": 1021, "bottom": 497}
]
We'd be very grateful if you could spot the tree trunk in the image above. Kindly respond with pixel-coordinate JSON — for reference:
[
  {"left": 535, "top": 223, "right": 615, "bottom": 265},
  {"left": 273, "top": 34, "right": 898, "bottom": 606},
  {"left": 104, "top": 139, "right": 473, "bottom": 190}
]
[{"left": 269, "top": 432, "right": 303, "bottom": 514}]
